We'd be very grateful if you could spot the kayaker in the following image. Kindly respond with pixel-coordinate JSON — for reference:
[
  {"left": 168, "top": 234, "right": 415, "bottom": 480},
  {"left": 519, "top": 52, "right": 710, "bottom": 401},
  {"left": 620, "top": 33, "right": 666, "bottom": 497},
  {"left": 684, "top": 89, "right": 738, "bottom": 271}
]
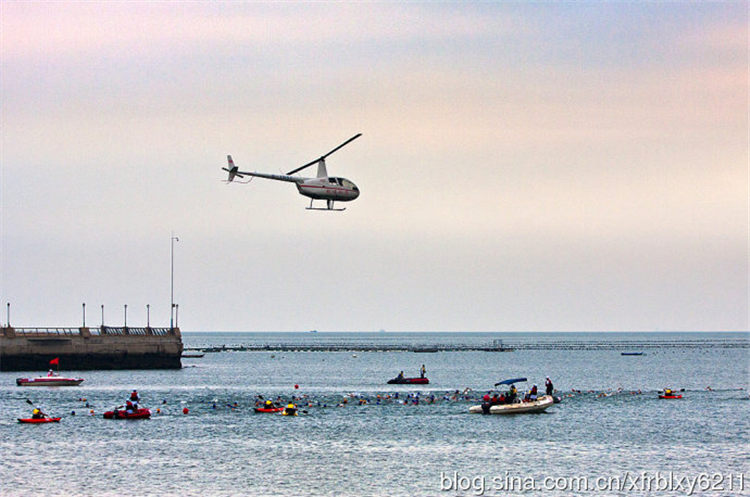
[
  {"left": 545, "top": 377, "right": 554, "bottom": 396},
  {"left": 420, "top": 365, "right": 426, "bottom": 378},
  {"left": 264, "top": 400, "right": 274, "bottom": 409},
  {"left": 396, "top": 371, "right": 404, "bottom": 380},
  {"left": 284, "top": 402, "right": 297, "bottom": 416},
  {"left": 31, "top": 408, "right": 46, "bottom": 419}
]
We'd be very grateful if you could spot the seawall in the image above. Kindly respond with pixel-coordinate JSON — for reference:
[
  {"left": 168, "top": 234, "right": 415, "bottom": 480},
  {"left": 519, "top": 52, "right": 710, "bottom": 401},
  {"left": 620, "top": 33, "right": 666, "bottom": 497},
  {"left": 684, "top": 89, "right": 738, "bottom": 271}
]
[{"left": 0, "top": 326, "right": 183, "bottom": 371}]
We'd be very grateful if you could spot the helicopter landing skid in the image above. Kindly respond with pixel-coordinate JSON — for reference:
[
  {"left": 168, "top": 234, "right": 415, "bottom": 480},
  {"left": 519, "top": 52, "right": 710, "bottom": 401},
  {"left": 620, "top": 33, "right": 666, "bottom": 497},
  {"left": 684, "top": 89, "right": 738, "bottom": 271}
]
[{"left": 306, "top": 206, "right": 346, "bottom": 211}]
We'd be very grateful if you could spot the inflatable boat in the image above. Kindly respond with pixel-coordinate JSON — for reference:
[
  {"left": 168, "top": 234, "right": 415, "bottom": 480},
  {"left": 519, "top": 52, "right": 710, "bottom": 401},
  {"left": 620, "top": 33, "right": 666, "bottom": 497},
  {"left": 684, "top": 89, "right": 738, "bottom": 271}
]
[
  {"left": 103, "top": 408, "right": 151, "bottom": 419},
  {"left": 469, "top": 395, "right": 555, "bottom": 415},
  {"left": 387, "top": 377, "right": 429, "bottom": 385}
]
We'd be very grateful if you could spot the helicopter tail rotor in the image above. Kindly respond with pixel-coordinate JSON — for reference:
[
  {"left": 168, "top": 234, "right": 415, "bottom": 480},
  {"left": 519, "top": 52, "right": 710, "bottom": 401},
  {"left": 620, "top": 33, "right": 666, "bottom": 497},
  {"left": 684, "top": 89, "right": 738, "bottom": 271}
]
[{"left": 223, "top": 155, "right": 247, "bottom": 183}]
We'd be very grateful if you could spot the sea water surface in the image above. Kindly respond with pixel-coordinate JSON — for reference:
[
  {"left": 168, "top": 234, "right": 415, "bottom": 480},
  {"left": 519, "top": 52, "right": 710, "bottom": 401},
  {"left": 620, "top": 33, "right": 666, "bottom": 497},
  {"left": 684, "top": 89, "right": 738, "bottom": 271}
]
[{"left": 1, "top": 332, "right": 748, "bottom": 497}]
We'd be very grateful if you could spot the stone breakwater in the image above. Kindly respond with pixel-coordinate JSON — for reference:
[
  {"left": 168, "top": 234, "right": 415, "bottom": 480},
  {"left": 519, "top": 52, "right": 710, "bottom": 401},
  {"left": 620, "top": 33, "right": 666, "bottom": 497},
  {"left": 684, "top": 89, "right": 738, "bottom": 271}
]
[{"left": 0, "top": 326, "right": 183, "bottom": 370}]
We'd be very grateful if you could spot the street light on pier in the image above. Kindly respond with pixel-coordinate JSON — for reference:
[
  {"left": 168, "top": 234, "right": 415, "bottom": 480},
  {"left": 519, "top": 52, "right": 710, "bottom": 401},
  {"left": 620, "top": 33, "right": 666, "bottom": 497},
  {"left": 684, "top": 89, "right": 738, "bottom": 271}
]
[
  {"left": 170, "top": 233, "right": 179, "bottom": 329},
  {"left": 124, "top": 304, "right": 128, "bottom": 328},
  {"left": 101, "top": 305, "right": 104, "bottom": 327},
  {"left": 82, "top": 303, "right": 86, "bottom": 327},
  {"left": 147, "top": 304, "right": 150, "bottom": 328}
]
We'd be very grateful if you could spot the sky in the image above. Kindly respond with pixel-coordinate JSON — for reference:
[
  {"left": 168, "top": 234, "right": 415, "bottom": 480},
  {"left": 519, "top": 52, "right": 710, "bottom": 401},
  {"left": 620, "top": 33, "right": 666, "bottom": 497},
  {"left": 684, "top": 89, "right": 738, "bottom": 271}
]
[{"left": 0, "top": 1, "right": 747, "bottom": 332}]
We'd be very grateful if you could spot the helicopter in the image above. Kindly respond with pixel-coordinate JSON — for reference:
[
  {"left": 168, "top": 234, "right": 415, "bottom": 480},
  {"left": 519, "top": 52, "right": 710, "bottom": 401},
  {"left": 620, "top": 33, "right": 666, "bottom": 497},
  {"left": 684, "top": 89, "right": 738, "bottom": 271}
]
[{"left": 223, "top": 133, "right": 361, "bottom": 211}]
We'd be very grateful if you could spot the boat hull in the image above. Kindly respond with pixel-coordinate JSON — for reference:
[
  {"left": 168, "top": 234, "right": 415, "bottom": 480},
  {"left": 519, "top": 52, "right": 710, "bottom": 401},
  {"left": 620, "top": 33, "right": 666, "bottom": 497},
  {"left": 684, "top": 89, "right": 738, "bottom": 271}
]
[
  {"left": 103, "top": 408, "right": 151, "bottom": 419},
  {"left": 387, "top": 377, "right": 429, "bottom": 384},
  {"left": 16, "top": 377, "right": 84, "bottom": 387},
  {"left": 254, "top": 407, "right": 284, "bottom": 413},
  {"left": 18, "top": 417, "right": 61, "bottom": 423},
  {"left": 659, "top": 394, "right": 682, "bottom": 399},
  {"left": 469, "top": 395, "right": 555, "bottom": 414}
]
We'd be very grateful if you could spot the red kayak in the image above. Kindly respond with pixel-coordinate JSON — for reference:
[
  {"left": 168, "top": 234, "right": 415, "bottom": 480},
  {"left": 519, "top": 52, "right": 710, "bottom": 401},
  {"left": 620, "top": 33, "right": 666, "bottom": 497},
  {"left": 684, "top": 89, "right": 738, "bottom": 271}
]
[
  {"left": 18, "top": 417, "right": 61, "bottom": 424},
  {"left": 254, "top": 407, "right": 284, "bottom": 413},
  {"left": 387, "top": 377, "right": 429, "bottom": 384},
  {"left": 103, "top": 408, "right": 151, "bottom": 419},
  {"left": 659, "top": 394, "right": 682, "bottom": 399}
]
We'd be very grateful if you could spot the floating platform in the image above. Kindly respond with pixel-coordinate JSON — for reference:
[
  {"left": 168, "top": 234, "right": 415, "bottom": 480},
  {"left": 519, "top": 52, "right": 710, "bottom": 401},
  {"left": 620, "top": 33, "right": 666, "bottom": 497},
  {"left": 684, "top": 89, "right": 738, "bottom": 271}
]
[{"left": 1, "top": 326, "right": 183, "bottom": 371}]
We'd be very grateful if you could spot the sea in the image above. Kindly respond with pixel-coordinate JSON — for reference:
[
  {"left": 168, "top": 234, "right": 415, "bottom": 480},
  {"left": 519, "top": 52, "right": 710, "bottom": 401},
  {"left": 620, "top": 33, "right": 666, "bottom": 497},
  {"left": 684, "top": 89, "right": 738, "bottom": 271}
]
[{"left": 1, "top": 331, "right": 748, "bottom": 497}]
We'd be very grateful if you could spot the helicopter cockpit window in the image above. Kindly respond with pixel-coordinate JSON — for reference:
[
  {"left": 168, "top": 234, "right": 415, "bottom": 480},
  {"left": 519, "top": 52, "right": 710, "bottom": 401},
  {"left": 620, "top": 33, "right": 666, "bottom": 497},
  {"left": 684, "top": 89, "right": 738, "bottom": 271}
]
[{"left": 328, "top": 178, "right": 337, "bottom": 184}]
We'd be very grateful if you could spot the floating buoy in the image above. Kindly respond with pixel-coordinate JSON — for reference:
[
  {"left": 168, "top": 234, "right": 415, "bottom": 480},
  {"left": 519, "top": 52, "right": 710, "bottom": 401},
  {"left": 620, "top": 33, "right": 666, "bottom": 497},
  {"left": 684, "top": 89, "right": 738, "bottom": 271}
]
[
  {"left": 156, "top": 408, "right": 161, "bottom": 414},
  {"left": 183, "top": 407, "right": 189, "bottom": 414},
  {"left": 71, "top": 411, "right": 76, "bottom": 416},
  {"left": 294, "top": 384, "right": 299, "bottom": 389}
]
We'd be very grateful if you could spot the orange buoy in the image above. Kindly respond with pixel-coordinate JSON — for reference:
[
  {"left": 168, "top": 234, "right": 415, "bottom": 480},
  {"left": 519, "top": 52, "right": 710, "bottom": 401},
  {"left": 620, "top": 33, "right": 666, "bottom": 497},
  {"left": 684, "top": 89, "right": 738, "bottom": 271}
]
[
  {"left": 183, "top": 407, "right": 189, "bottom": 414},
  {"left": 294, "top": 384, "right": 299, "bottom": 389}
]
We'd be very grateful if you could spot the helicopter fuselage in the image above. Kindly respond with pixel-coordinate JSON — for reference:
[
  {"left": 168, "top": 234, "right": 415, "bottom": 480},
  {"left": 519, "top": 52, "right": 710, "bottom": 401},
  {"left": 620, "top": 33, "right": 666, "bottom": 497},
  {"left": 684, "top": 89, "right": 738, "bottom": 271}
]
[{"left": 296, "top": 177, "right": 359, "bottom": 202}]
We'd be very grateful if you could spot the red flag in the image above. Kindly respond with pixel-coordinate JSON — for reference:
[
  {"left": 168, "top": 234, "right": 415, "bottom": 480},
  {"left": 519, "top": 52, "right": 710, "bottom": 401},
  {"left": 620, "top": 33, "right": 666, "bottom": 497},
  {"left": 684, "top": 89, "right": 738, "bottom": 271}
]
[{"left": 49, "top": 357, "right": 59, "bottom": 366}]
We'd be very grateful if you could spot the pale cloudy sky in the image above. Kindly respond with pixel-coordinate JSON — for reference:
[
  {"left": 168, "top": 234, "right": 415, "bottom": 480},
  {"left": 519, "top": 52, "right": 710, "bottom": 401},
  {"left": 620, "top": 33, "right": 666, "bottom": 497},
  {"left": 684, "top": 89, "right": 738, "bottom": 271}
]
[{"left": 1, "top": 1, "right": 747, "bottom": 332}]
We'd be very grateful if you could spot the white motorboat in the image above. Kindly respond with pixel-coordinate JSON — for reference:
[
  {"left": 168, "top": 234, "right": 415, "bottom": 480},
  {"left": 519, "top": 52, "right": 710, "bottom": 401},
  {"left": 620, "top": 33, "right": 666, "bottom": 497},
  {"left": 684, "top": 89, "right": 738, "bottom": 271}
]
[{"left": 469, "top": 395, "right": 555, "bottom": 415}]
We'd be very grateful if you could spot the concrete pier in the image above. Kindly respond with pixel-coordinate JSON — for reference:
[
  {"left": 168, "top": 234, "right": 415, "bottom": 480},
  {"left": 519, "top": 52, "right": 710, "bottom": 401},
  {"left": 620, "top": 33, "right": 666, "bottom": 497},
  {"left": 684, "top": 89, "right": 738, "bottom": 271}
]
[{"left": 0, "top": 326, "right": 183, "bottom": 371}]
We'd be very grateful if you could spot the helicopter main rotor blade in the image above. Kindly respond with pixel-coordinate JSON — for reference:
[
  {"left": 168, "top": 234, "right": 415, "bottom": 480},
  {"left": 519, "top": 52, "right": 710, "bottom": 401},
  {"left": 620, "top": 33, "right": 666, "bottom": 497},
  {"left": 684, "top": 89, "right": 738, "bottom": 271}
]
[{"left": 286, "top": 133, "right": 362, "bottom": 175}]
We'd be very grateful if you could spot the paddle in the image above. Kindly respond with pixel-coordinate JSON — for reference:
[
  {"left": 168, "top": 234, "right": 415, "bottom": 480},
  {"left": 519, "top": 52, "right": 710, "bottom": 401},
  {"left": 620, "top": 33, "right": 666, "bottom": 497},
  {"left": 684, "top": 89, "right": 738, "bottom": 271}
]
[{"left": 25, "top": 399, "right": 49, "bottom": 418}]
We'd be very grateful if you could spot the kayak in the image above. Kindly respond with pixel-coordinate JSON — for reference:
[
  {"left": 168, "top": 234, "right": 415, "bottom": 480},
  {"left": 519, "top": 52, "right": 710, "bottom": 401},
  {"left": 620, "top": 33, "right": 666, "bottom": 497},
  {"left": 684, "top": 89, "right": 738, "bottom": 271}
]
[
  {"left": 387, "top": 377, "right": 429, "bottom": 385},
  {"left": 254, "top": 407, "right": 284, "bottom": 413},
  {"left": 18, "top": 417, "right": 61, "bottom": 424},
  {"left": 659, "top": 394, "right": 682, "bottom": 399},
  {"left": 16, "top": 376, "right": 84, "bottom": 387},
  {"left": 103, "top": 408, "right": 151, "bottom": 419},
  {"left": 469, "top": 395, "right": 555, "bottom": 415}
]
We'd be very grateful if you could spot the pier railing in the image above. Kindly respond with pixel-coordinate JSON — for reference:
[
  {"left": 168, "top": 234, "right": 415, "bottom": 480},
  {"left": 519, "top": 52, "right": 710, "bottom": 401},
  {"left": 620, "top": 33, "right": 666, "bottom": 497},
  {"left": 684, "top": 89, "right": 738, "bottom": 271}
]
[
  {"left": 6, "top": 326, "right": 177, "bottom": 337},
  {"left": 11, "top": 327, "right": 81, "bottom": 336}
]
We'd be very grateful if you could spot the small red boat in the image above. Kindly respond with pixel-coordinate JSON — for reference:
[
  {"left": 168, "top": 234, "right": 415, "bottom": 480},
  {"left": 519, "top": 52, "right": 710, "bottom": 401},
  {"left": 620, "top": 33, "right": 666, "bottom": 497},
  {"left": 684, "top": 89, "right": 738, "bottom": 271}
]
[
  {"left": 254, "top": 407, "right": 284, "bottom": 413},
  {"left": 18, "top": 417, "right": 61, "bottom": 424},
  {"left": 387, "top": 377, "right": 429, "bottom": 384},
  {"left": 103, "top": 408, "right": 151, "bottom": 419},
  {"left": 659, "top": 394, "right": 682, "bottom": 399}
]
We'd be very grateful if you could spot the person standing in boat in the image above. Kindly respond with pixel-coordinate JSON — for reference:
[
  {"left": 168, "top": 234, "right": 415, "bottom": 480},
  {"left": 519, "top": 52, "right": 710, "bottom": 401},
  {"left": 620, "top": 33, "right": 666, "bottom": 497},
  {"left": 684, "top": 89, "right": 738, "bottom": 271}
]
[
  {"left": 507, "top": 384, "right": 518, "bottom": 403},
  {"left": 396, "top": 371, "right": 404, "bottom": 380},
  {"left": 47, "top": 369, "right": 55, "bottom": 377},
  {"left": 420, "top": 365, "right": 426, "bottom": 378},
  {"left": 545, "top": 377, "right": 554, "bottom": 396},
  {"left": 129, "top": 390, "right": 140, "bottom": 410}
]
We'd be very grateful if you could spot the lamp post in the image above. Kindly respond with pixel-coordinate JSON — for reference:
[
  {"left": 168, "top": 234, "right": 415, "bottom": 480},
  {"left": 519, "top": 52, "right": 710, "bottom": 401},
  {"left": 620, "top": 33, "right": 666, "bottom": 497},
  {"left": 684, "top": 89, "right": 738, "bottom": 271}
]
[
  {"left": 170, "top": 233, "right": 179, "bottom": 328},
  {"left": 175, "top": 304, "right": 179, "bottom": 328},
  {"left": 6, "top": 302, "right": 10, "bottom": 327},
  {"left": 147, "top": 304, "right": 150, "bottom": 328},
  {"left": 82, "top": 303, "right": 86, "bottom": 327},
  {"left": 124, "top": 304, "right": 128, "bottom": 328},
  {"left": 101, "top": 304, "right": 104, "bottom": 327}
]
